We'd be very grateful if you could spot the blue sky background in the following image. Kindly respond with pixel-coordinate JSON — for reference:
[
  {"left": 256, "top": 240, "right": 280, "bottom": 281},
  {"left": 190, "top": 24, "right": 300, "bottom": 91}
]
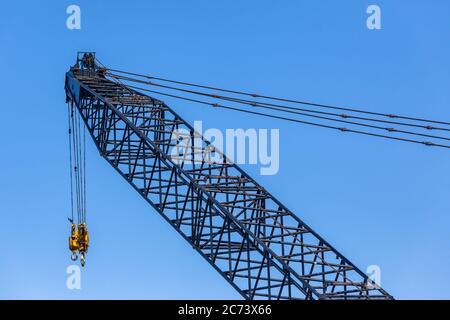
[{"left": 0, "top": 0, "right": 449, "bottom": 299}]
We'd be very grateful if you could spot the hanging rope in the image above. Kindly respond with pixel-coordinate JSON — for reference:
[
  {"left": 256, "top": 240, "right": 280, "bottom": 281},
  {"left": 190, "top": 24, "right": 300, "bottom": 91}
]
[
  {"left": 67, "top": 101, "right": 89, "bottom": 266},
  {"left": 67, "top": 102, "right": 74, "bottom": 224}
]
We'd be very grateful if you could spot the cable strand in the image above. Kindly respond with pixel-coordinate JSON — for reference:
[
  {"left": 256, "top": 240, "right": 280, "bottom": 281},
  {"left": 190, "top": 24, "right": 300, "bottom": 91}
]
[{"left": 107, "top": 68, "right": 450, "bottom": 126}]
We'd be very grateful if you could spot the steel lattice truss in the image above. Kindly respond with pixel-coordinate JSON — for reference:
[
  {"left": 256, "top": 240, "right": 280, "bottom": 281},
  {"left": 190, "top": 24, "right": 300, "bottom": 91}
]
[{"left": 65, "top": 53, "right": 393, "bottom": 300}]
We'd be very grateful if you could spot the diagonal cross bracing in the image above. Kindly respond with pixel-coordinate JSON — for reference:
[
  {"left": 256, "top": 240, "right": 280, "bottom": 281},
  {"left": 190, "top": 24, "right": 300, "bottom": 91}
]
[{"left": 65, "top": 58, "right": 393, "bottom": 300}]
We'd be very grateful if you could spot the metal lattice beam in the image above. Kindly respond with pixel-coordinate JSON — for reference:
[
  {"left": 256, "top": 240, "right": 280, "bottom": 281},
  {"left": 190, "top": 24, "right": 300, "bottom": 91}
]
[{"left": 64, "top": 53, "right": 393, "bottom": 300}]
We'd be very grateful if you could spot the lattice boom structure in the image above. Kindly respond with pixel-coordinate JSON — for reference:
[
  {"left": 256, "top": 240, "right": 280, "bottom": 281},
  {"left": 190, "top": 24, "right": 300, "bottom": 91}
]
[{"left": 65, "top": 52, "right": 393, "bottom": 300}]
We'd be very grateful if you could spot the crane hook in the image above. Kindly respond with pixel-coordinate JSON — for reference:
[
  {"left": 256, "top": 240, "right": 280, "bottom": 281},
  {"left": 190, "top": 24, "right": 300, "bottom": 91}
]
[
  {"left": 68, "top": 222, "right": 89, "bottom": 266},
  {"left": 71, "top": 252, "right": 78, "bottom": 261},
  {"left": 80, "top": 252, "right": 86, "bottom": 267}
]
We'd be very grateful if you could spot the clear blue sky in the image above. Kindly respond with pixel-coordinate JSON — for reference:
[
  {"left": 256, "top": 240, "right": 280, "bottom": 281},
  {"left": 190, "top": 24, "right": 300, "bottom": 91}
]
[{"left": 1, "top": 0, "right": 449, "bottom": 299}]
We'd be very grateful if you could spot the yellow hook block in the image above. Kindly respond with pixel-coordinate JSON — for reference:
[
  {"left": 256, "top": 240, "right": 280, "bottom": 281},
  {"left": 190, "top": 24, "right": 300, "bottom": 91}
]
[{"left": 68, "top": 222, "right": 89, "bottom": 266}]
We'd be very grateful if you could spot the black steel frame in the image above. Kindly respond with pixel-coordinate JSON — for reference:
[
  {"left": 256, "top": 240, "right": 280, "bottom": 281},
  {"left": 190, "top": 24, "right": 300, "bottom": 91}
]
[{"left": 64, "top": 53, "right": 393, "bottom": 300}]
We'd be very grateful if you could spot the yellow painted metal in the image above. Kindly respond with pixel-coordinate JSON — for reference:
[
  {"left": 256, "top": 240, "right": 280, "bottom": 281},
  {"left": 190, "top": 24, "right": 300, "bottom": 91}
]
[
  {"left": 68, "top": 223, "right": 89, "bottom": 265},
  {"left": 77, "top": 223, "right": 89, "bottom": 254}
]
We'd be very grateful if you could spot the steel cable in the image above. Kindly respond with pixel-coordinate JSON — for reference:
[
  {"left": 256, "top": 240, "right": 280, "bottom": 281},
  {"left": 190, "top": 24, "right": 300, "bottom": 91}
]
[
  {"left": 107, "top": 68, "right": 450, "bottom": 126},
  {"left": 107, "top": 73, "right": 450, "bottom": 142},
  {"left": 118, "top": 82, "right": 450, "bottom": 149}
]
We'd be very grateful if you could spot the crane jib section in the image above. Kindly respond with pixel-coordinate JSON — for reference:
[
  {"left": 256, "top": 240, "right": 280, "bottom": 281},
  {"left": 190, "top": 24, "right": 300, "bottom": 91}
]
[{"left": 64, "top": 53, "right": 393, "bottom": 300}]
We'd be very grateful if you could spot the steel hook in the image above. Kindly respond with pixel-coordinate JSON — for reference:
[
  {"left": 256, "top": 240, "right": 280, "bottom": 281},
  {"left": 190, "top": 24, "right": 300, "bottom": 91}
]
[
  {"left": 80, "top": 252, "right": 86, "bottom": 267},
  {"left": 71, "top": 252, "right": 78, "bottom": 261}
]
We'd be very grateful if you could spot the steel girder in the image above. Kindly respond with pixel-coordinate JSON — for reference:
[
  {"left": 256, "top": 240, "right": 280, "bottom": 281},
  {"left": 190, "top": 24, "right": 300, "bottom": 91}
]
[{"left": 64, "top": 55, "right": 393, "bottom": 300}]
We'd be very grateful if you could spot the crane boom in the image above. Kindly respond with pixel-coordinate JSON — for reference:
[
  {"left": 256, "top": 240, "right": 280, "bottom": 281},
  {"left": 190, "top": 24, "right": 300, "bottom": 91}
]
[{"left": 65, "top": 52, "right": 393, "bottom": 300}]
